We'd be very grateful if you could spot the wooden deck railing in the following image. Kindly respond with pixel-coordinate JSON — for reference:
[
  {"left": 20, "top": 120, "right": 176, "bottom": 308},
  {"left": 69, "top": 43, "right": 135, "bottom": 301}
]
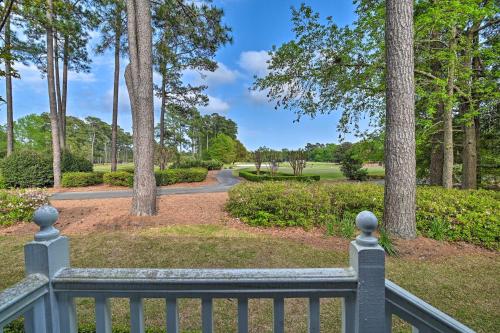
[{"left": 0, "top": 205, "right": 475, "bottom": 333}]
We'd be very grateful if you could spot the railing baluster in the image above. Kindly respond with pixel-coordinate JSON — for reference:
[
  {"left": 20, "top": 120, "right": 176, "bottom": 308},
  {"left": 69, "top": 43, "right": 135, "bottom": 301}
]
[
  {"left": 58, "top": 294, "right": 77, "bottom": 333},
  {"left": 130, "top": 297, "right": 145, "bottom": 333},
  {"left": 166, "top": 298, "right": 179, "bottom": 333},
  {"left": 95, "top": 296, "right": 112, "bottom": 333},
  {"left": 273, "top": 297, "right": 284, "bottom": 333},
  {"left": 24, "top": 297, "right": 47, "bottom": 333},
  {"left": 237, "top": 298, "right": 248, "bottom": 333},
  {"left": 342, "top": 296, "right": 355, "bottom": 333},
  {"left": 201, "top": 298, "right": 213, "bottom": 333},
  {"left": 308, "top": 297, "right": 320, "bottom": 333},
  {"left": 385, "top": 302, "right": 393, "bottom": 333}
]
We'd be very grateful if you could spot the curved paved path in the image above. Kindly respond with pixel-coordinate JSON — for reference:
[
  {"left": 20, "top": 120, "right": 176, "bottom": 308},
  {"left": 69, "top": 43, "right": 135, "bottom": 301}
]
[{"left": 50, "top": 169, "right": 240, "bottom": 200}]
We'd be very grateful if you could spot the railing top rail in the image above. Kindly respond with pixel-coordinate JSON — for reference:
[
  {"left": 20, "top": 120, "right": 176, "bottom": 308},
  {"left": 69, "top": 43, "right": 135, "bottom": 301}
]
[
  {"left": 385, "top": 279, "right": 475, "bottom": 333},
  {"left": 52, "top": 267, "right": 358, "bottom": 298},
  {"left": 54, "top": 267, "right": 357, "bottom": 282},
  {"left": 0, "top": 273, "right": 48, "bottom": 326}
]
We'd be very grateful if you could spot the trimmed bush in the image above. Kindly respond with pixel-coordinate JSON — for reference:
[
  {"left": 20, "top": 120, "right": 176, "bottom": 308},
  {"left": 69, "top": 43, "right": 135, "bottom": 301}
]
[
  {"left": 172, "top": 158, "right": 223, "bottom": 170},
  {"left": 227, "top": 182, "right": 500, "bottom": 249},
  {"left": 239, "top": 170, "right": 320, "bottom": 182},
  {"left": 61, "top": 152, "right": 93, "bottom": 172},
  {"left": 1, "top": 150, "right": 53, "bottom": 188},
  {"left": 0, "top": 188, "right": 49, "bottom": 226},
  {"left": 155, "top": 168, "right": 207, "bottom": 186},
  {"left": 120, "top": 166, "right": 135, "bottom": 174},
  {"left": 226, "top": 181, "right": 331, "bottom": 228},
  {"left": 103, "top": 171, "right": 134, "bottom": 187},
  {"left": 62, "top": 172, "right": 104, "bottom": 187}
]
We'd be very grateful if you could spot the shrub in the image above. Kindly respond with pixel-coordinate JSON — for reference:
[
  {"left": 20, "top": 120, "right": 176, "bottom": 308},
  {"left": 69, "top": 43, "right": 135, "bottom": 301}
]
[
  {"left": 155, "top": 168, "right": 207, "bottom": 186},
  {"left": 103, "top": 171, "right": 134, "bottom": 187},
  {"left": 62, "top": 172, "right": 104, "bottom": 187},
  {"left": 172, "top": 158, "right": 223, "bottom": 170},
  {"left": 61, "top": 152, "right": 93, "bottom": 172},
  {"left": 227, "top": 182, "right": 500, "bottom": 249},
  {"left": 226, "top": 181, "right": 331, "bottom": 228},
  {"left": 239, "top": 170, "right": 320, "bottom": 182},
  {"left": 120, "top": 166, "right": 135, "bottom": 174},
  {"left": 0, "top": 188, "right": 49, "bottom": 226},
  {"left": 1, "top": 150, "right": 53, "bottom": 188}
]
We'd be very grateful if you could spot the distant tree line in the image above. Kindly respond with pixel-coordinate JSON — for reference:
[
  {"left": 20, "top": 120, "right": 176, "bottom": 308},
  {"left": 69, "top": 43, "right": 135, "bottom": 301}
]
[{"left": 0, "top": 113, "right": 133, "bottom": 163}]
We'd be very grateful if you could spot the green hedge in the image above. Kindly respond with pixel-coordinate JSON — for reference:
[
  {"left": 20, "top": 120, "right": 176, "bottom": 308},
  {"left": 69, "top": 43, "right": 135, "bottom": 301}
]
[
  {"left": 227, "top": 182, "right": 500, "bottom": 249},
  {"left": 239, "top": 170, "right": 320, "bottom": 182},
  {"left": 173, "top": 159, "right": 223, "bottom": 170},
  {"left": 62, "top": 172, "right": 104, "bottom": 187},
  {"left": 103, "top": 171, "right": 134, "bottom": 187},
  {"left": 1, "top": 150, "right": 53, "bottom": 188},
  {"left": 155, "top": 167, "right": 208, "bottom": 186},
  {"left": 0, "top": 189, "right": 49, "bottom": 226}
]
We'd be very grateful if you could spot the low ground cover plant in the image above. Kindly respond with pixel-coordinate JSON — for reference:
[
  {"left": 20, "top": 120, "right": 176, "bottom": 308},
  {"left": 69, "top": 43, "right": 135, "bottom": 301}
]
[
  {"left": 239, "top": 170, "right": 320, "bottom": 182},
  {"left": 155, "top": 168, "right": 208, "bottom": 186},
  {"left": 227, "top": 182, "right": 500, "bottom": 249},
  {"left": 0, "top": 188, "right": 48, "bottom": 226},
  {"left": 62, "top": 172, "right": 104, "bottom": 187}
]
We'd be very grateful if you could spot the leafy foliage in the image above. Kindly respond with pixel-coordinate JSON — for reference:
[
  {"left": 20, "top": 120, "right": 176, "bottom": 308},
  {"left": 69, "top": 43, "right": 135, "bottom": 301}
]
[
  {"left": 227, "top": 181, "right": 330, "bottom": 228},
  {"left": 61, "top": 151, "right": 93, "bottom": 173},
  {"left": 62, "top": 172, "right": 104, "bottom": 187},
  {"left": 0, "top": 188, "right": 48, "bottom": 226},
  {"left": 208, "top": 134, "right": 236, "bottom": 164},
  {"left": 2, "top": 150, "right": 53, "bottom": 188},
  {"left": 172, "top": 158, "right": 223, "bottom": 170},
  {"left": 227, "top": 182, "right": 500, "bottom": 249},
  {"left": 103, "top": 171, "right": 133, "bottom": 187},
  {"left": 239, "top": 170, "right": 320, "bottom": 182},
  {"left": 155, "top": 168, "right": 207, "bottom": 186}
]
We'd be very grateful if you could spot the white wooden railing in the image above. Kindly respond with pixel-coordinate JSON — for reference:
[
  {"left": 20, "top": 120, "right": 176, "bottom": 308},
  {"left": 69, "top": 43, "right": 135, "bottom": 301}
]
[{"left": 0, "top": 205, "right": 475, "bottom": 333}]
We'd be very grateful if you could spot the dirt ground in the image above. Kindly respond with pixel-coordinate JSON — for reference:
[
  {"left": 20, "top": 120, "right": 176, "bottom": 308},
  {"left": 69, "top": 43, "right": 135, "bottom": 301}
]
[
  {"left": 47, "top": 170, "right": 219, "bottom": 193},
  {"left": 1, "top": 191, "right": 495, "bottom": 262}
]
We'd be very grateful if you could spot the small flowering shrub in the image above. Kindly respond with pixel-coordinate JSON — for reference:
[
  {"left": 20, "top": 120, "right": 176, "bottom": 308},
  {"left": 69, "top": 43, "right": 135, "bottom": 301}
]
[
  {"left": 227, "top": 182, "right": 500, "bottom": 249},
  {"left": 0, "top": 188, "right": 49, "bottom": 226}
]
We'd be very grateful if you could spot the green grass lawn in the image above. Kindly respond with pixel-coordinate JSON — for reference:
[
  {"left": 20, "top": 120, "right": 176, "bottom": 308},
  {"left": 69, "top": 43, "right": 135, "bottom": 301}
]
[
  {"left": 234, "top": 162, "right": 385, "bottom": 180},
  {"left": 0, "top": 225, "right": 497, "bottom": 332}
]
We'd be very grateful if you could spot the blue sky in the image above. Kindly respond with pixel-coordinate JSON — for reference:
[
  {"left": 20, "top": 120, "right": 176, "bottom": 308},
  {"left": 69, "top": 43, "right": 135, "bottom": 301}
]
[{"left": 1, "top": 0, "right": 358, "bottom": 150}]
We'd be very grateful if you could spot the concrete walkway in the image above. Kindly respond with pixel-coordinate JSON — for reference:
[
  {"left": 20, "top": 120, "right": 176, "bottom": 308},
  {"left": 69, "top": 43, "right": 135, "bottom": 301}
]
[{"left": 50, "top": 169, "right": 240, "bottom": 200}]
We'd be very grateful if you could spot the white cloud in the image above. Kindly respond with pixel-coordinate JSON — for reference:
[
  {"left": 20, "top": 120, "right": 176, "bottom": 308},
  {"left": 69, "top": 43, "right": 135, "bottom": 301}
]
[
  {"left": 200, "top": 95, "right": 230, "bottom": 114},
  {"left": 183, "top": 62, "right": 239, "bottom": 86},
  {"left": 67, "top": 71, "right": 96, "bottom": 82},
  {"left": 238, "top": 50, "right": 271, "bottom": 77},
  {"left": 246, "top": 87, "right": 270, "bottom": 104}
]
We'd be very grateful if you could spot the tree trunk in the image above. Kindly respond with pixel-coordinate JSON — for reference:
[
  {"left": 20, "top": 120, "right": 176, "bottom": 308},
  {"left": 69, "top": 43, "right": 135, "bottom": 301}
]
[
  {"left": 46, "top": 0, "right": 62, "bottom": 188},
  {"left": 442, "top": 26, "right": 457, "bottom": 189},
  {"left": 383, "top": 0, "right": 416, "bottom": 239},
  {"left": 61, "top": 36, "right": 69, "bottom": 148},
  {"left": 111, "top": 14, "right": 121, "bottom": 172},
  {"left": 5, "top": 16, "right": 14, "bottom": 156},
  {"left": 159, "top": 73, "right": 166, "bottom": 170},
  {"left": 125, "top": 0, "right": 156, "bottom": 216},
  {"left": 54, "top": 35, "right": 65, "bottom": 150},
  {"left": 429, "top": 103, "right": 444, "bottom": 185},
  {"left": 461, "top": 104, "right": 477, "bottom": 189}
]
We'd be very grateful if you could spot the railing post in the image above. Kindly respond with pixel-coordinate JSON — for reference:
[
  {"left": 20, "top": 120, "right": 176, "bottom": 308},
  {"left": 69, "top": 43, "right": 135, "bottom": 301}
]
[
  {"left": 348, "top": 211, "right": 386, "bottom": 333},
  {"left": 24, "top": 205, "right": 72, "bottom": 333}
]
